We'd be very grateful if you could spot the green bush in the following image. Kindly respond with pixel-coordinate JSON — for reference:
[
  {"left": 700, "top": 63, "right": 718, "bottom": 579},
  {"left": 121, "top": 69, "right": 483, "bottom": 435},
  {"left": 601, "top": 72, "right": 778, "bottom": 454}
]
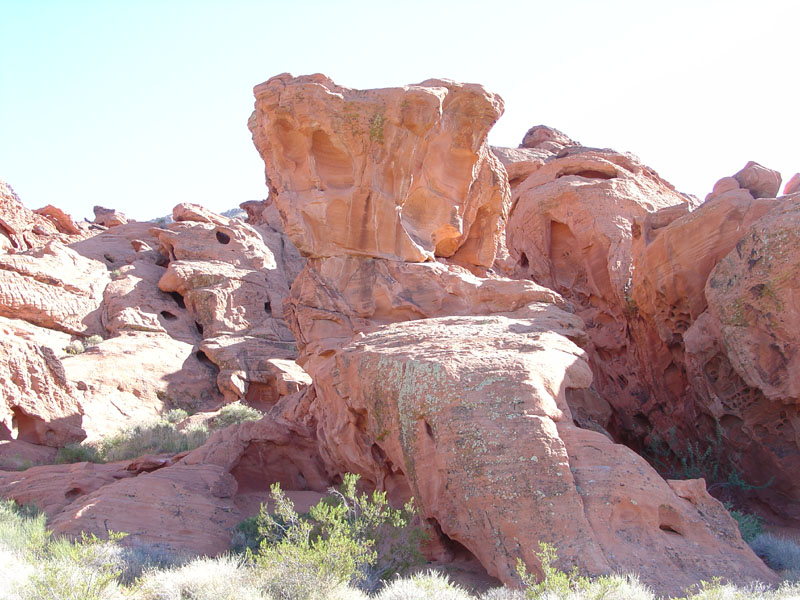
[
  {"left": 212, "top": 402, "right": 263, "bottom": 430},
  {"left": 252, "top": 473, "right": 425, "bottom": 597},
  {"left": 55, "top": 420, "right": 210, "bottom": 465},
  {"left": 727, "top": 507, "right": 764, "bottom": 542},
  {"left": 56, "top": 443, "right": 101, "bottom": 464},
  {"left": 516, "top": 542, "right": 655, "bottom": 600},
  {"left": 99, "top": 421, "right": 209, "bottom": 462},
  {"left": 161, "top": 408, "right": 189, "bottom": 424}
]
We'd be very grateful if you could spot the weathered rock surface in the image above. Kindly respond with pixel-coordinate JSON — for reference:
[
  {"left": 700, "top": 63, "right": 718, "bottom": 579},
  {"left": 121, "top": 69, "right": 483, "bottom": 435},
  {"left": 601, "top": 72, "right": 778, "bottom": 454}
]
[
  {"left": 1, "top": 179, "right": 90, "bottom": 253},
  {"left": 0, "top": 318, "right": 84, "bottom": 447},
  {"left": 153, "top": 204, "right": 306, "bottom": 404},
  {"left": 93, "top": 205, "right": 128, "bottom": 227},
  {"left": 308, "top": 309, "right": 774, "bottom": 591},
  {"left": 247, "top": 76, "right": 775, "bottom": 593},
  {"left": 0, "top": 241, "right": 109, "bottom": 334},
  {"left": 502, "top": 135, "right": 800, "bottom": 521},
  {"left": 499, "top": 137, "right": 695, "bottom": 438},
  {"left": 248, "top": 73, "right": 508, "bottom": 267},
  {"left": 682, "top": 193, "right": 800, "bottom": 516},
  {"left": 0, "top": 188, "right": 305, "bottom": 448},
  {"left": 785, "top": 173, "right": 800, "bottom": 195},
  {"left": 733, "top": 161, "right": 782, "bottom": 199}
]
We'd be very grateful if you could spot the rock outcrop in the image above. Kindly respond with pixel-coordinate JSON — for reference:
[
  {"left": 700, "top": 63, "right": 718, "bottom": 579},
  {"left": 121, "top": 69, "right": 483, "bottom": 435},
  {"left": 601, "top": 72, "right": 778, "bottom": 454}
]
[
  {"left": 0, "top": 75, "right": 794, "bottom": 595},
  {"left": 500, "top": 126, "right": 800, "bottom": 521},
  {"left": 246, "top": 76, "right": 776, "bottom": 593},
  {"left": 0, "top": 179, "right": 90, "bottom": 252},
  {"left": 248, "top": 73, "right": 508, "bottom": 268}
]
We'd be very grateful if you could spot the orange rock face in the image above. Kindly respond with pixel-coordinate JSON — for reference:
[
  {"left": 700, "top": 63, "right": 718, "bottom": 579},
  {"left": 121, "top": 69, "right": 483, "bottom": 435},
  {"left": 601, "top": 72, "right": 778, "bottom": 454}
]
[
  {"left": 503, "top": 133, "right": 800, "bottom": 521},
  {"left": 1, "top": 77, "right": 792, "bottom": 595},
  {"left": 248, "top": 73, "right": 508, "bottom": 267},
  {"left": 247, "top": 78, "right": 775, "bottom": 593}
]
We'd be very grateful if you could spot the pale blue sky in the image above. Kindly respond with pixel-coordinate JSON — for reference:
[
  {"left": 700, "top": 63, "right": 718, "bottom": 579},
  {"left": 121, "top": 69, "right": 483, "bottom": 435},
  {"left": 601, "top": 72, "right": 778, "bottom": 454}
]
[{"left": 1, "top": 0, "right": 797, "bottom": 221}]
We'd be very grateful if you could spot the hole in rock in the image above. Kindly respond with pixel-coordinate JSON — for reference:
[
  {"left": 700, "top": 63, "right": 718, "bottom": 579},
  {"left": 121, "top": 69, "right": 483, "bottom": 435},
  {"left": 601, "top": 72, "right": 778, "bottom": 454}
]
[
  {"left": 519, "top": 252, "right": 529, "bottom": 269},
  {"left": 159, "top": 310, "right": 177, "bottom": 321},
  {"left": 264, "top": 300, "right": 271, "bottom": 315},
  {"left": 423, "top": 420, "right": 435, "bottom": 440},
  {"left": 195, "top": 350, "right": 215, "bottom": 367},
  {"left": 215, "top": 230, "right": 231, "bottom": 245},
  {"left": 10, "top": 407, "right": 39, "bottom": 444},
  {"left": 167, "top": 291, "right": 186, "bottom": 308},
  {"left": 425, "top": 517, "right": 500, "bottom": 589},
  {"left": 195, "top": 321, "right": 204, "bottom": 335},
  {"left": 556, "top": 169, "right": 616, "bottom": 180},
  {"left": 371, "top": 443, "right": 388, "bottom": 464},
  {"left": 231, "top": 440, "right": 319, "bottom": 494},
  {"left": 65, "top": 487, "right": 83, "bottom": 501},
  {"left": 659, "top": 524, "right": 682, "bottom": 535},
  {"left": 103, "top": 253, "right": 115, "bottom": 263},
  {"left": 155, "top": 255, "right": 170, "bottom": 268}
]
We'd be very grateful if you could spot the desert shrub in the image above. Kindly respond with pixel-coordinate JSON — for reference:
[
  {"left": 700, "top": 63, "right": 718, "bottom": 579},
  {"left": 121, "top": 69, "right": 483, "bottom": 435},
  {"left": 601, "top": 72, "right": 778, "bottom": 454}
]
[
  {"left": 23, "top": 532, "right": 127, "bottom": 600},
  {"left": 749, "top": 533, "right": 800, "bottom": 573},
  {"left": 252, "top": 473, "right": 425, "bottom": 597},
  {"left": 56, "top": 442, "right": 101, "bottom": 464},
  {"left": 375, "top": 570, "right": 471, "bottom": 600},
  {"left": 644, "top": 426, "right": 772, "bottom": 498},
  {"left": 0, "top": 500, "right": 127, "bottom": 600},
  {"left": 161, "top": 408, "right": 189, "bottom": 424},
  {"left": 232, "top": 515, "right": 262, "bottom": 553},
  {"left": 54, "top": 420, "right": 210, "bottom": 465},
  {"left": 0, "top": 500, "right": 50, "bottom": 557},
  {"left": 516, "top": 542, "right": 654, "bottom": 600},
  {"left": 99, "top": 421, "right": 209, "bottom": 462},
  {"left": 682, "top": 579, "right": 800, "bottom": 599},
  {"left": 135, "top": 555, "right": 268, "bottom": 600},
  {"left": 64, "top": 340, "right": 85, "bottom": 355},
  {"left": 727, "top": 507, "right": 764, "bottom": 543},
  {"left": 479, "top": 588, "right": 527, "bottom": 600},
  {"left": 212, "top": 402, "right": 263, "bottom": 430},
  {"left": 85, "top": 334, "right": 103, "bottom": 348}
]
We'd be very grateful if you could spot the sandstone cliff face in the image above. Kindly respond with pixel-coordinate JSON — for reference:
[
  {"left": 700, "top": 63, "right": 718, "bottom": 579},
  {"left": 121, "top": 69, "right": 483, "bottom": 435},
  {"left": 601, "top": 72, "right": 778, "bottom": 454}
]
[
  {"left": 248, "top": 73, "right": 508, "bottom": 268},
  {"left": 501, "top": 130, "right": 800, "bottom": 521},
  {"left": 245, "top": 76, "right": 775, "bottom": 592}
]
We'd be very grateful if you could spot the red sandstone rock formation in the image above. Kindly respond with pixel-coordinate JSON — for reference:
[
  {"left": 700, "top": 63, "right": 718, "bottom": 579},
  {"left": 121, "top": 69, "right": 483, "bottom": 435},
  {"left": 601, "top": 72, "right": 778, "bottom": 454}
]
[
  {"left": 248, "top": 73, "right": 508, "bottom": 268},
  {"left": 501, "top": 129, "right": 800, "bottom": 522},
  {"left": 93, "top": 205, "right": 128, "bottom": 227},
  {"left": 246, "top": 75, "right": 775, "bottom": 593},
  {"left": 0, "top": 179, "right": 90, "bottom": 252},
  {"left": 0, "top": 76, "right": 792, "bottom": 595}
]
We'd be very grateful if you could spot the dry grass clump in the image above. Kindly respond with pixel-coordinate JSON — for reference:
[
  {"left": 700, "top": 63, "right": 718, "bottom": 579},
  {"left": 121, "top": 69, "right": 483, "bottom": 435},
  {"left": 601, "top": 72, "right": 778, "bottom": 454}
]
[{"left": 749, "top": 533, "right": 800, "bottom": 575}]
